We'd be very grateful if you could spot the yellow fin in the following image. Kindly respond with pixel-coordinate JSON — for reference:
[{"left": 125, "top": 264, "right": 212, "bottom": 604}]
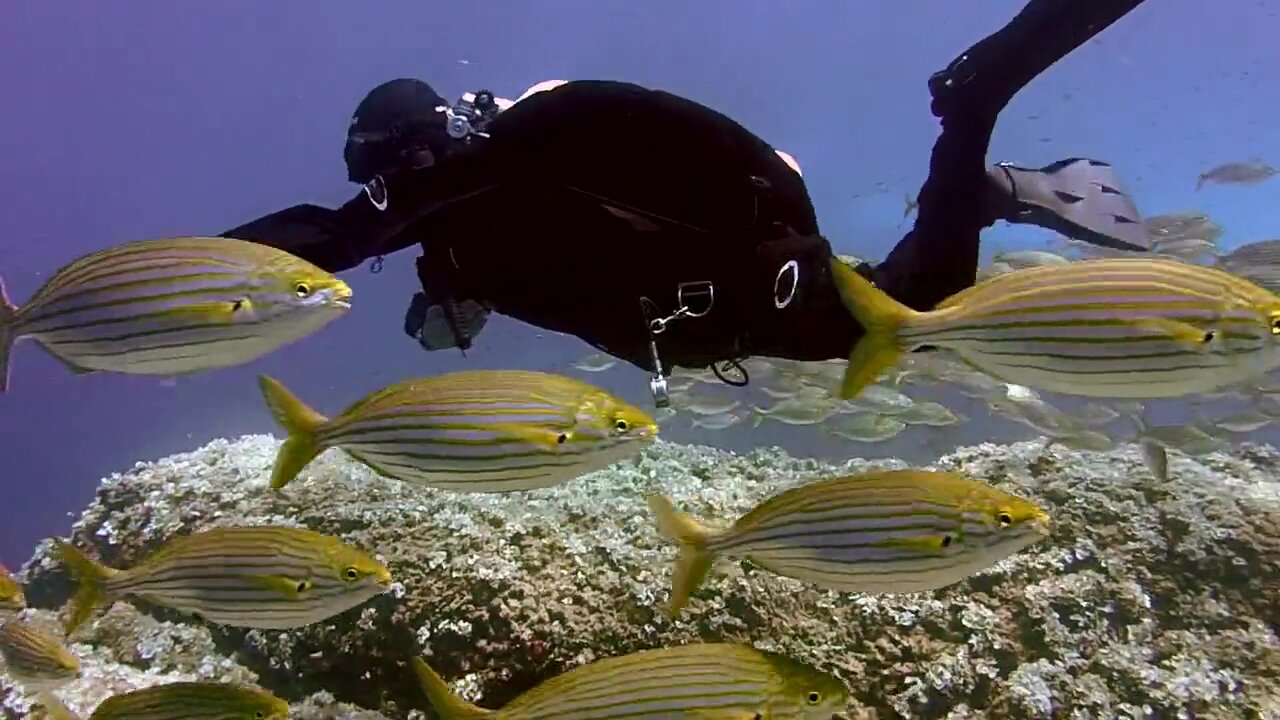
[
  {"left": 32, "top": 692, "right": 81, "bottom": 720},
  {"left": 258, "top": 375, "right": 330, "bottom": 489},
  {"left": 647, "top": 495, "right": 718, "bottom": 618},
  {"left": 411, "top": 657, "right": 493, "bottom": 720},
  {"left": 878, "top": 534, "right": 951, "bottom": 554},
  {"left": 0, "top": 276, "right": 18, "bottom": 393},
  {"left": 1128, "top": 317, "right": 1218, "bottom": 351},
  {"left": 54, "top": 540, "right": 120, "bottom": 634},
  {"left": 244, "top": 573, "right": 312, "bottom": 598},
  {"left": 491, "top": 423, "right": 568, "bottom": 450},
  {"left": 828, "top": 259, "right": 915, "bottom": 400},
  {"left": 170, "top": 298, "right": 253, "bottom": 323}
]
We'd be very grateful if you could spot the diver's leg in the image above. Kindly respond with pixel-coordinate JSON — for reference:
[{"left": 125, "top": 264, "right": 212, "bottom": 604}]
[{"left": 870, "top": 0, "right": 1149, "bottom": 311}]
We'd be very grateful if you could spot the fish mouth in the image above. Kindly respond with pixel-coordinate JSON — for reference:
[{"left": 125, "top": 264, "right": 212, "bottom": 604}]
[
  {"left": 330, "top": 283, "right": 354, "bottom": 308},
  {"left": 376, "top": 569, "right": 394, "bottom": 588}
]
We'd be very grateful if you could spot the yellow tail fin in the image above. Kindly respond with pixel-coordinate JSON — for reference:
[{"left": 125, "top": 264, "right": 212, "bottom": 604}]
[
  {"left": 647, "top": 495, "right": 718, "bottom": 618},
  {"left": 54, "top": 540, "right": 119, "bottom": 634},
  {"left": 33, "top": 692, "right": 81, "bottom": 720},
  {"left": 257, "top": 375, "right": 330, "bottom": 490},
  {"left": 828, "top": 259, "right": 916, "bottom": 400},
  {"left": 0, "top": 276, "right": 19, "bottom": 394},
  {"left": 411, "top": 657, "right": 493, "bottom": 720}
]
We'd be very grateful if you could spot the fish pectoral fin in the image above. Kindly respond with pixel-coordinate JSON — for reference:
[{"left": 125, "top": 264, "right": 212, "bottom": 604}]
[
  {"left": 490, "top": 423, "right": 569, "bottom": 450},
  {"left": 171, "top": 299, "right": 254, "bottom": 323},
  {"left": 244, "top": 573, "right": 312, "bottom": 598},
  {"left": 877, "top": 535, "right": 951, "bottom": 555},
  {"left": 1127, "top": 317, "right": 1218, "bottom": 350},
  {"left": 687, "top": 711, "right": 763, "bottom": 720}
]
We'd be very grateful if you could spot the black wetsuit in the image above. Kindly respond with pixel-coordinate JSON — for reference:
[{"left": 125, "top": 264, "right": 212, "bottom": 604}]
[{"left": 224, "top": 0, "right": 1149, "bottom": 377}]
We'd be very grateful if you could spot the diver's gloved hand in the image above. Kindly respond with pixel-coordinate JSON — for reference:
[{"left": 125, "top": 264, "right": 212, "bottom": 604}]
[
  {"left": 403, "top": 292, "right": 491, "bottom": 352},
  {"left": 984, "top": 157, "right": 1150, "bottom": 252}
]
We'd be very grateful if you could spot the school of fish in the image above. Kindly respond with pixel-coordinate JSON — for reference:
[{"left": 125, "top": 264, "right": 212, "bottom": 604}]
[{"left": 4, "top": 202, "right": 1280, "bottom": 717}]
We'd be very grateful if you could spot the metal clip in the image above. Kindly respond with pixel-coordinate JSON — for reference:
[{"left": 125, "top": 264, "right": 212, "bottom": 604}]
[
  {"left": 676, "top": 280, "right": 714, "bottom": 318},
  {"left": 648, "top": 306, "right": 691, "bottom": 335},
  {"left": 647, "top": 336, "right": 670, "bottom": 408}
]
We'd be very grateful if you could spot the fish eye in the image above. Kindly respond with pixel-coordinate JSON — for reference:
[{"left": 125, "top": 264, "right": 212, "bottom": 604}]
[
  {"left": 940, "top": 534, "right": 953, "bottom": 548},
  {"left": 1271, "top": 317, "right": 1280, "bottom": 336},
  {"left": 557, "top": 433, "right": 568, "bottom": 444},
  {"left": 295, "top": 580, "right": 312, "bottom": 593},
  {"left": 998, "top": 512, "right": 1014, "bottom": 527},
  {"left": 294, "top": 282, "right": 312, "bottom": 298},
  {"left": 255, "top": 714, "right": 265, "bottom": 720},
  {"left": 615, "top": 419, "right": 629, "bottom": 432},
  {"left": 343, "top": 567, "right": 360, "bottom": 581},
  {"left": 1201, "top": 330, "right": 1216, "bottom": 344},
  {"left": 807, "top": 691, "right": 822, "bottom": 705}
]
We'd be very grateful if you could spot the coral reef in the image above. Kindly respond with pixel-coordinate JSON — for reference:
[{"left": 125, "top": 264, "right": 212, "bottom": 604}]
[
  {"left": 8, "top": 433, "right": 1280, "bottom": 719},
  {"left": 0, "top": 604, "right": 390, "bottom": 719}
]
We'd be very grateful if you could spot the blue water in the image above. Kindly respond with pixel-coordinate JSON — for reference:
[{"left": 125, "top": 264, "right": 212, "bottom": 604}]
[{"left": 1, "top": 0, "right": 1278, "bottom": 565}]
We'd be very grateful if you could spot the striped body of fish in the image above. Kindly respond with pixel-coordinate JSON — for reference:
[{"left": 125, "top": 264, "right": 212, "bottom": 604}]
[
  {"left": 0, "top": 236, "right": 352, "bottom": 391},
  {"left": 648, "top": 469, "right": 1050, "bottom": 617},
  {"left": 0, "top": 563, "right": 23, "bottom": 613},
  {"left": 0, "top": 620, "right": 79, "bottom": 692},
  {"left": 412, "top": 642, "right": 849, "bottom": 720},
  {"left": 829, "top": 256, "right": 1280, "bottom": 401},
  {"left": 84, "top": 681, "right": 289, "bottom": 720},
  {"left": 258, "top": 370, "right": 658, "bottom": 493},
  {"left": 54, "top": 525, "right": 392, "bottom": 633}
]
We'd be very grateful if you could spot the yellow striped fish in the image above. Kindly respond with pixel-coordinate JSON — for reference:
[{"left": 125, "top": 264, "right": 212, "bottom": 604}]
[
  {"left": 0, "top": 236, "right": 352, "bottom": 392},
  {"left": 412, "top": 642, "right": 849, "bottom": 720},
  {"left": 54, "top": 525, "right": 391, "bottom": 633},
  {"left": 0, "top": 563, "right": 24, "bottom": 613},
  {"left": 648, "top": 469, "right": 1050, "bottom": 617},
  {"left": 259, "top": 370, "right": 658, "bottom": 493},
  {"left": 828, "top": 256, "right": 1280, "bottom": 400},
  {"left": 84, "top": 681, "right": 289, "bottom": 720},
  {"left": 0, "top": 620, "right": 80, "bottom": 692}
]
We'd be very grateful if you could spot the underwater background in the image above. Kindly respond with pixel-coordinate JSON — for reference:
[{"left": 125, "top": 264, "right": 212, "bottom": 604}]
[
  {"left": 2, "top": 2, "right": 1280, "bottom": 718},
  {"left": 4, "top": 0, "right": 1278, "bottom": 564}
]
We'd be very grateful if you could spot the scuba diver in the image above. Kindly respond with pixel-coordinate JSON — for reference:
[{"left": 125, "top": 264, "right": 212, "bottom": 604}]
[{"left": 222, "top": 0, "right": 1151, "bottom": 407}]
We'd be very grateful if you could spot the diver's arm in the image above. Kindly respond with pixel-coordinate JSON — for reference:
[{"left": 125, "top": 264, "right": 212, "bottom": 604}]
[
  {"left": 220, "top": 189, "right": 427, "bottom": 273},
  {"left": 871, "top": 0, "right": 1149, "bottom": 311}
]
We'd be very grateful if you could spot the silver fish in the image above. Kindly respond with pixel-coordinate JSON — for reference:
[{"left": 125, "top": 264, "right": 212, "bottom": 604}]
[
  {"left": 570, "top": 352, "right": 618, "bottom": 373},
  {"left": 1196, "top": 161, "right": 1277, "bottom": 190},
  {"left": 826, "top": 413, "right": 907, "bottom": 442},
  {"left": 692, "top": 412, "right": 744, "bottom": 430}
]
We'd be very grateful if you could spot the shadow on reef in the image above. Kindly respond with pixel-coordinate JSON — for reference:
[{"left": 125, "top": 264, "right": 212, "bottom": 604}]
[{"left": 16, "top": 435, "right": 1280, "bottom": 718}]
